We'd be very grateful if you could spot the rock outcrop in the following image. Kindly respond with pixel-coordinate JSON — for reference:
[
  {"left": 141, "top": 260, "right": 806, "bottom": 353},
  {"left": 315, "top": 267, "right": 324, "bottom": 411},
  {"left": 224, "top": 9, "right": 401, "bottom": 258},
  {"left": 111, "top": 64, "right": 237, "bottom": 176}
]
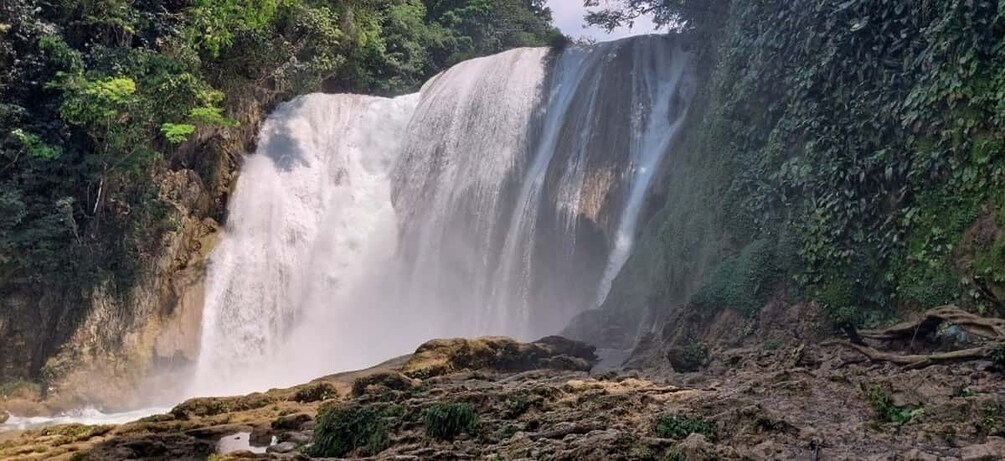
[
  {"left": 401, "top": 336, "right": 598, "bottom": 378},
  {"left": 2, "top": 335, "right": 1003, "bottom": 461}
]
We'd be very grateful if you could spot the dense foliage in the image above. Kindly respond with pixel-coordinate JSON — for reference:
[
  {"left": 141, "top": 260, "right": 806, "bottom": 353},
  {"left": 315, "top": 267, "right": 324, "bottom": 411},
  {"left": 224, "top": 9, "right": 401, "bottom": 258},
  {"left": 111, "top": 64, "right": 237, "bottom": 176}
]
[
  {"left": 0, "top": 0, "right": 559, "bottom": 376},
  {"left": 309, "top": 404, "right": 389, "bottom": 457},
  {"left": 602, "top": 0, "right": 1005, "bottom": 327},
  {"left": 423, "top": 402, "right": 479, "bottom": 440}
]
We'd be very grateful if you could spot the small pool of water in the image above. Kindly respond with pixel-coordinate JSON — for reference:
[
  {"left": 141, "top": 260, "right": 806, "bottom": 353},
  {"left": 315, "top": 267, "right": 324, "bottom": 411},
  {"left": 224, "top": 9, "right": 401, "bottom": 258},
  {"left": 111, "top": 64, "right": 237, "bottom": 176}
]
[
  {"left": 0, "top": 407, "right": 171, "bottom": 432},
  {"left": 217, "top": 432, "right": 276, "bottom": 454}
]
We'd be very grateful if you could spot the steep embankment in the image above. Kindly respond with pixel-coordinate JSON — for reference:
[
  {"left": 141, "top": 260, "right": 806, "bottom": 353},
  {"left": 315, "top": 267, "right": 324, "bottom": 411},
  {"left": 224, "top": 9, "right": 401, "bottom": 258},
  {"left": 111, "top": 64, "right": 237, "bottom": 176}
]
[{"left": 570, "top": 0, "right": 1005, "bottom": 365}]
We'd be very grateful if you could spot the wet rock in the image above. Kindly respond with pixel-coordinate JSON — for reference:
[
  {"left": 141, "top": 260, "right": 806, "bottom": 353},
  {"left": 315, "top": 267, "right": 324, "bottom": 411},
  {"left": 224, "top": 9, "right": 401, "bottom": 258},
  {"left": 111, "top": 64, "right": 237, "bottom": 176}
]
[
  {"left": 249, "top": 423, "right": 273, "bottom": 445},
  {"left": 272, "top": 412, "right": 312, "bottom": 431},
  {"left": 266, "top": 441, "right": 298, "bottom": 454},
  {"left": 0, "top": 411, "right": 8, "bottom": 424},
  {"left": 962, "top": 437, "right": 1005, "bottom": 461},
  {"left": 279, "top": 431, "right": 311, "bottom": 444}
]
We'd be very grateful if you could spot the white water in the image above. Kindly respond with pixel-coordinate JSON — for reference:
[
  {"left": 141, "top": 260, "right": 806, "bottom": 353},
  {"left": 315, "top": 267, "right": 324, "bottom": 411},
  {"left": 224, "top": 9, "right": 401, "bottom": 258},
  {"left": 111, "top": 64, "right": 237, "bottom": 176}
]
[
  {"left": 191, "top": 36, "right": 694, "bottom": 397},
  {"left": 0, "top": 407, "right": 170, "bottom": 432},
  {"left": 594, "top": 37, "right": 692, "bottom": 306},
  {"left": 191, "top": 94, "right": 418, "bottom": 396}
]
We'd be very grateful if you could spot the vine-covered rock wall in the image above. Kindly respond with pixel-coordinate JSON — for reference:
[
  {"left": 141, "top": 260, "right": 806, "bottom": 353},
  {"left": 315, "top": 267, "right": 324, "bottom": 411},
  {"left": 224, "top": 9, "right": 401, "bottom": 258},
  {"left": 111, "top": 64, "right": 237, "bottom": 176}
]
[{"left": 575, "top": 0, "right": 1005, "bottom": 353}]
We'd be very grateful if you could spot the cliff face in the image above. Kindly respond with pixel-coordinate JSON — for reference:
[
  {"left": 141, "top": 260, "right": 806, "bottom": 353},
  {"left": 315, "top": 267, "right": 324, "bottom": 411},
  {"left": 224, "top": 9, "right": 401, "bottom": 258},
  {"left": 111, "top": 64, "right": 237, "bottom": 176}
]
[
  {"left": 51, "top": 90, "right": 290, "bottom": 409},
  {"left": 568, "top": 1, "right": 1005, "bottom": 363},
  {"left": 0, "top": 87, "right": 278, "bottom": 410}
]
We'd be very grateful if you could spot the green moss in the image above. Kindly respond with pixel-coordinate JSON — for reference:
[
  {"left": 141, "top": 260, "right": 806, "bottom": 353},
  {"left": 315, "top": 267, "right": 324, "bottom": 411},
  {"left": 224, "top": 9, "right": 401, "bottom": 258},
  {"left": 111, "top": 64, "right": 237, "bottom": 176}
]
[
  {"left": 691, "top": 239, "right": 779, "bottom": 315},
  {"left": 423, "top": 402, "right": 478, "bottom": 440},
  {"left": 978, "top": 404, "right": 1004, "bottom": 436},
  {"left": 498, "top": 424, "right": 519, "bottom": 440},
  {"left": 973, "top": 237, "right": 1005, "bottom": 291},
  {"left": 652, "top": 413, "right": 716, "bottom": 440},
  {"left": 308, "top": 405, "right": 389, "bottom": 457}
]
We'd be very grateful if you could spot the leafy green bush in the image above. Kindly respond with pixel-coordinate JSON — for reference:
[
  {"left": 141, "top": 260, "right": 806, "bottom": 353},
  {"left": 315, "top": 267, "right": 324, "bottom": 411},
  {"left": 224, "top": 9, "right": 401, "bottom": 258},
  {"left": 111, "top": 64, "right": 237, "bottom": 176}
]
[
  {"left": 292, "top": 382, "right": 337, "bottom": 403},
  {"left": 865, "top": 385, "right": 923, "bottom": 425},
  {"left": 652, "top": 413, "right": 716, "bottom": 439},
  {"left": 423, "top": 402, "right": 479, "bottom": 440},
  {"left": 309, "top": 405, "right": 389, "bottom": 457}
]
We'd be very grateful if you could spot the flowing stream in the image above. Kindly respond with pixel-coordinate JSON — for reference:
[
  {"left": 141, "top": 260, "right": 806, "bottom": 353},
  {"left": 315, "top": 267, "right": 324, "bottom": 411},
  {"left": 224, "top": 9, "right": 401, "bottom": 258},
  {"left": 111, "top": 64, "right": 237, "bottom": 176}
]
[{"left": 191, "top": 35, "right": 694, "bottom": 397}]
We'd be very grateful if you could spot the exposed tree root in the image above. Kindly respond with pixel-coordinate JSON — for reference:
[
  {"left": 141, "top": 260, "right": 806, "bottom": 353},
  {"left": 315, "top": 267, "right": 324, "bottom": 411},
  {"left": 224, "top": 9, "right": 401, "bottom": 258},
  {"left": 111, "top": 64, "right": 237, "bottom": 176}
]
[
  {"left": 857, "top": 306, "right": 1005, "bottom": 342},
  {"left": 825, "top": 306, "right": 1005, "bottom": 369},
  {"left": 823, "top": 341, "right": 997, "bottom": 369}
]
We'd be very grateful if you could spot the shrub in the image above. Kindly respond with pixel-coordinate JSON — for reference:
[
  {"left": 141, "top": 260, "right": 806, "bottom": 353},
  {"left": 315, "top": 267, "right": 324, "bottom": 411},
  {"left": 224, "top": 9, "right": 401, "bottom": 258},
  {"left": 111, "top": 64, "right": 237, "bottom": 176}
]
[
  {"left": 652, "top": 413, "right": 716, "bottom": 439},
  {"left": 292, "top": 382, "right": 337, "bottom": 403},
  {"left": 308, "top": 405, "right": 389, "bottom": 457},
  {"left": 865, "top": 385, "right": 923, "bottom": 425},
  {"left": 423, "top": 402, "right": 479, "bottom": 440}
]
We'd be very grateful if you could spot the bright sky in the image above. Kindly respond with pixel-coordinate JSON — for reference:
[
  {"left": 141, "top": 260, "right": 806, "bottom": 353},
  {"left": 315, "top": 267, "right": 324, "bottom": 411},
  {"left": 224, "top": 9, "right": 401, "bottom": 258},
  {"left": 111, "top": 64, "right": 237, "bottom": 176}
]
[{"left": 546, "top": 0, "right": 659, "bottom": 42}]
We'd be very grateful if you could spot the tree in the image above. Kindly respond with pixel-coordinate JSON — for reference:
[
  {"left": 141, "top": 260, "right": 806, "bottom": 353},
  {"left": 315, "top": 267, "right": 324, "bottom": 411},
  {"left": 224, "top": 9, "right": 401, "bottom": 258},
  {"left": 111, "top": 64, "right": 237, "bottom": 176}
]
[{"left": 583, "top": 0, "right": 727, "bottom": 31}]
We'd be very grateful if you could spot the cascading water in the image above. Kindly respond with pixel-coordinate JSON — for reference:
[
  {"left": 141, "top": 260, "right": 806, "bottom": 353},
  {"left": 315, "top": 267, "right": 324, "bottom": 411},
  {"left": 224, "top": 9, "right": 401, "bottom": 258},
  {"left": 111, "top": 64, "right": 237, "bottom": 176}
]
[
  {"left": 192, "top": 94, "right": 418, "bottom": 395},
  {"left": 192, "top": 35, "right": 694, "bottom": 396}
]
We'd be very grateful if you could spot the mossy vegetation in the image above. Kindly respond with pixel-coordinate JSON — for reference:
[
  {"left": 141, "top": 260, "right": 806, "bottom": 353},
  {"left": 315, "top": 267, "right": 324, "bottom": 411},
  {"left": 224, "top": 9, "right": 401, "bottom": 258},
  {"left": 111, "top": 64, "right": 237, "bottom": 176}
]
[
  {"left": 865, "top": 385, "right": 923, "bottom": 426},
  {"left": 423, "top": 402, "right": 479, "bottom": 440},
  {"left": 309, "top": 404, "right": 389, "bottom": 457},
  {"left": 691, "top": 239, "right": 781, "bottom": 315},
  {"left": 596, "top": 0, "right": 1005, "bottom": 327},
  {"left": 291, "top": 382, "right": 337, "bottom": 403},
  {"left": 652, "top": 413, "right": 716, "bottom": 440}
]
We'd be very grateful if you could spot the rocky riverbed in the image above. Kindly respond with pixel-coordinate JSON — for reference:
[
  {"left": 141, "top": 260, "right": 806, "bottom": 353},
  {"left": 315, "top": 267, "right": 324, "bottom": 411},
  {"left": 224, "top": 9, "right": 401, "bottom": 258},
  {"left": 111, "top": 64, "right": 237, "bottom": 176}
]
[{"left": 0, "top": 334, "right": 1003, "bottom": 460}]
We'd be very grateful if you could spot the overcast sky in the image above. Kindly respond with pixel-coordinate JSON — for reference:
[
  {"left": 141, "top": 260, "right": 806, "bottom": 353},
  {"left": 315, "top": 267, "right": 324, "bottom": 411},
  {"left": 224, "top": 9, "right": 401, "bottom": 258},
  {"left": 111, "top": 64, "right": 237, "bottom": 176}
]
[{"left": 546, "top": 0, "right": 659, "bottom": 41}]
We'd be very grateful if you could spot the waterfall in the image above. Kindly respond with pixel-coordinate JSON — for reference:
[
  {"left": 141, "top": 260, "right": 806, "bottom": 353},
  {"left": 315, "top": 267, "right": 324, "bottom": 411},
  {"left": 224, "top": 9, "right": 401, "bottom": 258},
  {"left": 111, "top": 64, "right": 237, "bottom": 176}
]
[
  {"left": 192, "top": 94, "right": 418, "bottom": 395},
  {"left": 192, "top": 35, "right": 694, "bottom": 396}
]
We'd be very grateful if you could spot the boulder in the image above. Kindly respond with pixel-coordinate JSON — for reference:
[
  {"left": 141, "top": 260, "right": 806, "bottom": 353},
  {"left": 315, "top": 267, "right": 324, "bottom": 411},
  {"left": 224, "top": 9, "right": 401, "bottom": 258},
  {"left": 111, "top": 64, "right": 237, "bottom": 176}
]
[
  {"left": 266, "top": 441, "right": 298, "bottom": 454},
  {"left": 351, "top": 371, "right": 420, "bottom": 397},
  {"left": 667, "top": 347, "right": 706, "bottom": 372},
  {"left": 171, "top": 393, "right": 274, "bottom": 419},
  {"left": 272, "top": 413, "right": 312, "bottom": 431},
  {"left": 402, "top": 336, "right": 597, "bottom": 378}
]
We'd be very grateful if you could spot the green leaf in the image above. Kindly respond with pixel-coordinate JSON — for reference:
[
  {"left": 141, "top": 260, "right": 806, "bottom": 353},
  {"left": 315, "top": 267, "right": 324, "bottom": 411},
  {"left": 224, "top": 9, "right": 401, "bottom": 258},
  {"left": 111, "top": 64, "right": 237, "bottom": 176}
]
[
  {"left": 160, "top": 123, "right": 196, "bottom": 144},
  {"left": 10, "top": 129, "right": 62, "bottom": 159}
]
